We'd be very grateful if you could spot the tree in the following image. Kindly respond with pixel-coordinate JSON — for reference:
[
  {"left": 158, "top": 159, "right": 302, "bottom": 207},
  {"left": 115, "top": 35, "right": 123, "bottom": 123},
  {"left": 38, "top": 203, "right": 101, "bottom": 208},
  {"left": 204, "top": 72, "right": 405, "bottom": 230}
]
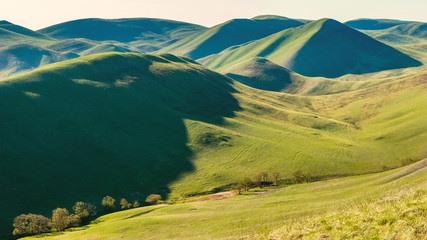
[
  {"left": 256, "top": 172, "right": 269, "bottom": 187},
  {"left": 73, "top": 202, "right": 96, "bottom": 221},
  {"left": 120, "top": 198, "right": 132, "bottom": 209},
  {"left": 272, "top": 172, "right": 280, "bottom": 186},
  {"left": 145, "top": 194, "right": 162, "bottom": 205},
  {"left": 133, "top": 200, "right": 140, "bottom": 208},
  {"left": 69, "top": 214, "right": 81, "bottom": 228},
  {"left": 236, "top": 182, "right": 245, "bottom": 194},
  {"left": 12, "top": 214, "right": 50, "bottom": 236},
  {"left": 51, "top": 208, "right": 71, "bottom": 231},
  {"left": 292, "top": 170, "right": 312, "bottom": 183},
  {"left": 102, "top": 196, "right": 116, "bottom": 212}
]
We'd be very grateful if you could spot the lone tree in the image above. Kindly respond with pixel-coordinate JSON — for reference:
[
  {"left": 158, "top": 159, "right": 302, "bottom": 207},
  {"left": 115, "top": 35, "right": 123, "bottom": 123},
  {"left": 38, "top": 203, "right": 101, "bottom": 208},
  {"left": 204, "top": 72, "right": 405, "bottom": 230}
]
[
  {"left": 73, "top": 202, "right": 97, "bottom": 221},
  {"left": 12, "top": 214, "right": 50, "bottom": 237},
  {"left": 51, "top": 208, "right": 71, "bottom": 231},
  {"left": 272, "top": 172, "right": 280, "bottom": 186},
  {"left": 145, "top": 194, "right": 162, "bottom": 205},
  {"left": 120, "top": 198, "right": 132, "bottom": 209},
  {"left": 102, "top": 196, "right": 116, "bottom": 212},
  {"left": 236, "top": 177, "right": 253, "bottom": 194}
]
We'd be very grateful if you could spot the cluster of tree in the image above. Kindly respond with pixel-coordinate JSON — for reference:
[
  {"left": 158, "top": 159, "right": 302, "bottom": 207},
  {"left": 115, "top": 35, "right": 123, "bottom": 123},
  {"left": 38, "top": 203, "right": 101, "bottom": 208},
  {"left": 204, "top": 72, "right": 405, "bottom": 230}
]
[
  {"left": 13, "top": 194, "right": 162, "bottom": 237},
  {"left": 235, "top": 170, "right": 312, "bottom": 194}
]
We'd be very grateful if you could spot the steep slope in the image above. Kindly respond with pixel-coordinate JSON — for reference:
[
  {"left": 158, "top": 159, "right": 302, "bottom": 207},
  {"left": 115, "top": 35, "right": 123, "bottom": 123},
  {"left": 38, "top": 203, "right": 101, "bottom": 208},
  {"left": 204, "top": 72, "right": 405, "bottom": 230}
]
[
  {"left": 0, "top": 21, "right": 53, "bottom": 47},
  {"left": 38, "top": 18, "right": 206, "bottom": 44},
  {"left": 202, "top": 18, "right": 422, "bottom": 78},
  {"left": 0, "top": 44, "right": 78, "bottom": 78},
  {"left": 0, "top": 52, "right": 239, "bottom": 235},
  {"left": 159, "top": 16, "right": 305, "bottom": 59},
  {"left": 221, "top": 57, "right": 299, "bottom": 91}
]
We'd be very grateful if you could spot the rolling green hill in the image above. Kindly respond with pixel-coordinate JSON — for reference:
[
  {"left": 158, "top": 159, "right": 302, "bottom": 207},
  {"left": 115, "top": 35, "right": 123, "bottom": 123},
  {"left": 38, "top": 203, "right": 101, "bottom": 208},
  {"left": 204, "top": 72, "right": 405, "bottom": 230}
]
[
  {"left": 159, "top": 16, "right": 304, "bottom": 59},
  {"left": 201, "top": 18, "right": 422, "bottom": 78},
  {"left": 220, "top": 57, "right": 300, "bottom": 92},
  {"left": 22, "top": 159, "right": 427, "bottom": 240},
  {"left": 0, "top": 44, "right": 78, "bottom": 78},
  {"left": 0, "top": 52, "right": 239, "bottom": 235},
  {"left": 37, "top": 18, "right": 206, "bottom": 47}
]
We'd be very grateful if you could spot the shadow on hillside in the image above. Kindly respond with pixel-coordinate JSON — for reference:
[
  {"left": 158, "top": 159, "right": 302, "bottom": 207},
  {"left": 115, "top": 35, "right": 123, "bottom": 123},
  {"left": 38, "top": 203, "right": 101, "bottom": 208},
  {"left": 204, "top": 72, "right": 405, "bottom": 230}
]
[{"left": 0, "top": 53, "right": 241, "bottom": 236}]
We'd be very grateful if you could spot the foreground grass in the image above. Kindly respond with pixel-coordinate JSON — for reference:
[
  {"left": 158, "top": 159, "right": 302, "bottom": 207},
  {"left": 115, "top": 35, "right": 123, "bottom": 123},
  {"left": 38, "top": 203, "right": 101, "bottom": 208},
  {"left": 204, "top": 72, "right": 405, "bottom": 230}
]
[
  {"left": 255, "top": 184, "right": 426, "bottom": 239},
  {"left": 23, "top": 160, "right": 426, "bottom": 240}
]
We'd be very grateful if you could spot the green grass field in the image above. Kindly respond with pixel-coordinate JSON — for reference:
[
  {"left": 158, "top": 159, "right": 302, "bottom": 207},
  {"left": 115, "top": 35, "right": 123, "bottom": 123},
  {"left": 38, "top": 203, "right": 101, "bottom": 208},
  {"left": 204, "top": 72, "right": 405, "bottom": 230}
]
[{"left": 22, "top": 159, "right": 426, "bottom": 240}]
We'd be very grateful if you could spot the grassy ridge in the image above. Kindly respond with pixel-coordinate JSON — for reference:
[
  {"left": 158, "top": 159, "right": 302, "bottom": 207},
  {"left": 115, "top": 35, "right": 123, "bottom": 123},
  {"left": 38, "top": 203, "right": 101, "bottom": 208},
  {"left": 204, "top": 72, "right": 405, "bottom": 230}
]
[
  {"left": 201, "top": 18, "right": 421, "bottom": 78},
  {"left": 22, "top": 160, "right": 426, "bottom": 239}
]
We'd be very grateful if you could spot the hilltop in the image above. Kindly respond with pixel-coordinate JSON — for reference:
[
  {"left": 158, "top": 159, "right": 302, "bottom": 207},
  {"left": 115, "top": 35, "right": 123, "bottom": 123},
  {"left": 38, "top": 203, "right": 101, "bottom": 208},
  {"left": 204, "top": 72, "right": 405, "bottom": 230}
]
[
  {"left": 202, "top": 18, "right": 422, "bottom": 78},
  {"left": 220, "top": 57, "right": 299, "bottom": 92},
  {"left": 37, "top": 18, "right": 206, "bottom": 46},
  {"left": 159, "top": 16, "right": 304, "bottom": 59}
]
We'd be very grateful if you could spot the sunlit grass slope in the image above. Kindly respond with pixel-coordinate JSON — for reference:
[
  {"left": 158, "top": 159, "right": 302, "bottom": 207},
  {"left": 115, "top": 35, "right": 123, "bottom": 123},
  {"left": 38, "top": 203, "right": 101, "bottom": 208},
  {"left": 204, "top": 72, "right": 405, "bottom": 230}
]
[
  {"left": 201, "top": 18, "right": 421, "bottom": 78},
  {"left": 159, "top": 16, "right": 304, "bottom": 60},
  {"left": 23, "top": 159, "right": 426, "bottom": 240}
]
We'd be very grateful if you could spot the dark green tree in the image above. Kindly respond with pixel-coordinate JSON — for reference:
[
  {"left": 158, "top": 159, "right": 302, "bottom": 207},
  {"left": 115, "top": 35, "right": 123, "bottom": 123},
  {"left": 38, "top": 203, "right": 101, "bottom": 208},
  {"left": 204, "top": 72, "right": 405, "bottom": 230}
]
[{"left": 12, "top": 214, "right": 50, "bottom": 237}]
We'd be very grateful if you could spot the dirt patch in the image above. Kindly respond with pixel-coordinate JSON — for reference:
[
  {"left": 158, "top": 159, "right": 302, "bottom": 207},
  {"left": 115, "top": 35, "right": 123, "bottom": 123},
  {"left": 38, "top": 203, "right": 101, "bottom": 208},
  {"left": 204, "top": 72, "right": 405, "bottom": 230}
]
[{"left": 186, "top": 191, "right": 237, "bottom": 202}]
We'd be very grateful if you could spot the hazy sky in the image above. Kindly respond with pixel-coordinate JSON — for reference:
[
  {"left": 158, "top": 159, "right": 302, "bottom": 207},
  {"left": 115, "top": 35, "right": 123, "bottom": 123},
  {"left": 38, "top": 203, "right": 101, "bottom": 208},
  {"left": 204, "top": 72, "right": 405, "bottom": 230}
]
[{"left": 2, "top": 0, "right": 426, "bottom": 30}]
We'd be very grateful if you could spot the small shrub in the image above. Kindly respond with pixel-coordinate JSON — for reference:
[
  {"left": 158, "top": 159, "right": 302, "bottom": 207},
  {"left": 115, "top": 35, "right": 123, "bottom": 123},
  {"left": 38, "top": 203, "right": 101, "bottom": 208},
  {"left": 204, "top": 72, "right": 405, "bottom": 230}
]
[
  {"left": 401, "top": 158, "right": 415, "bottom": 166},
  {"left": 145, "top": 194, "right": 162, "bottom": 205},
  {"left": 133, "top": 200, "right": 140, "bottom": 208}
]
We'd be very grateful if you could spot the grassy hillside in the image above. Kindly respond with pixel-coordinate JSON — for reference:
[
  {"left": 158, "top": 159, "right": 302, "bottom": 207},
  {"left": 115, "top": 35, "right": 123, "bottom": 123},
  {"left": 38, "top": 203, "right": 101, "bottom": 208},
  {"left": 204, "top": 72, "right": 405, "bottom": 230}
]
[
  {"left": 38, "top": 18, "right": 206, "bottom": 46},
  {"left": 221, "top": 57, "right": 300, "bottom": 91},
  {"left": 0, "top": 44, "right": 78, "bottom": 78},
  {"left": 22, "top": 159, "right": 426, "bottom": 239},
  {"left": 1, "top": 51, "right": 426, "bottom": 237},
  {"left": 0, "top": 52, "right": 239, "bottom": 235},
  {"left": 159, "top": 16, "right": 304, "bottom": 59},
  {"left": 201, "top": 18, "right": 422, "bottom": 78}
]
